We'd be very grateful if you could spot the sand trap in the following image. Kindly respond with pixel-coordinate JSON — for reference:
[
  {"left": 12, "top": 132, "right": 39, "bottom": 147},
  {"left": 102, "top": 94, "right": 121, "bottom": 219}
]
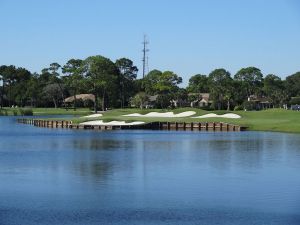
[
  {"left": 82, "top": 113, "right": 103, "bottom": 118},
  {"left": 123, "top": 111, "right": 196, "bottom": 118},
  {"left": 192, "top": 113, "right": 241, "bottom": 119},
  {"left": 80, "top": 120, "right": 145, "bottom": 126}
]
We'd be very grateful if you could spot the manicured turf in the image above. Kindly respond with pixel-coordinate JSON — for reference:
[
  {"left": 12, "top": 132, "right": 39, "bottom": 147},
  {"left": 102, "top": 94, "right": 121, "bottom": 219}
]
[
  {"left": 2, "top": 107, "right": 299, "bottom": 133},
  {"left": 72, "top": 108, "right": 300, "bottom": 133}
]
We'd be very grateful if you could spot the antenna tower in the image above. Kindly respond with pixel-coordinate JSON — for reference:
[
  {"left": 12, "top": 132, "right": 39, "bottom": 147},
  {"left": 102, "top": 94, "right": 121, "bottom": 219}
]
[{"left": 142, "top": 35, "right": 149, "bottom": 78}]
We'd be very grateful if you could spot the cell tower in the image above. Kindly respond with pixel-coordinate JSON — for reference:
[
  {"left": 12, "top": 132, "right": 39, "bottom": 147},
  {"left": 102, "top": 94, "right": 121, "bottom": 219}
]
[{"left": 142, "top": 35, "right": 149, "bottom": 78}]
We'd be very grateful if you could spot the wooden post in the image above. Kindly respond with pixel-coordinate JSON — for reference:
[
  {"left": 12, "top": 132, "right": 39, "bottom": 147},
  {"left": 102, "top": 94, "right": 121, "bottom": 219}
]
[
  {"left": 205, "top": 122, "right": 208, "bottom": 131},
  {"left": 175, "top": 122, "right": 178, "bottom": 131},
  {"left": 191, "top": 122, "right": 193, "bottom": 131}
]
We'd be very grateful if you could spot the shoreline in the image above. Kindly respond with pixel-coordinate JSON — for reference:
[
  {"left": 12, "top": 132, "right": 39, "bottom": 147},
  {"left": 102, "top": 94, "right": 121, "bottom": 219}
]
[{"left": 17, "top": 118, "right": 246, "bottom": 132}]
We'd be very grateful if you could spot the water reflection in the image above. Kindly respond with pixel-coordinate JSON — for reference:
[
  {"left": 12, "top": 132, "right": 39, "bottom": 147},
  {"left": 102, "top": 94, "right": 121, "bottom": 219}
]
[
  {"left": 0, "top": 117, "right": 300, "bottom": 225},
  {"left": 73, "top": 138, "right": 134, "bottom": 151},
  {"left": 73, "top": 161, "right": 111, "bottom": 181}
]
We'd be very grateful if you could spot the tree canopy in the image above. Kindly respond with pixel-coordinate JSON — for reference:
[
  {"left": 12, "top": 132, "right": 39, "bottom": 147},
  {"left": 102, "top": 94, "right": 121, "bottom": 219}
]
[{"left": 0, "top": 56, "right": 299, "bottom": 110}]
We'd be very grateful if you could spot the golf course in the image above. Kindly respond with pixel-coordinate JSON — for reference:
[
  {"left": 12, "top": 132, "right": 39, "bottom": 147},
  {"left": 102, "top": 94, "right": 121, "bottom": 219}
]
[
  {"left": 74, "top": 108, "right": 300, "bottom": 133},
  {"left": 2, "top": 107, "right": 299, "bottom": 133}
]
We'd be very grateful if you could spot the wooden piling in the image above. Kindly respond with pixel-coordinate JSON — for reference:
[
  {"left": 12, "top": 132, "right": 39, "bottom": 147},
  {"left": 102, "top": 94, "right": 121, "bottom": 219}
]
[{"left": 17, "top": 119, "right": 246, "bottom": 132}]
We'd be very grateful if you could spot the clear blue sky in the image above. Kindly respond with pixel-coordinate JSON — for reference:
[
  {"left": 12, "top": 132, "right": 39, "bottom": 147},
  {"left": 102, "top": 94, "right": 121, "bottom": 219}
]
[{"left": 0, "top": 0, "right": 299, "bottom": 86}]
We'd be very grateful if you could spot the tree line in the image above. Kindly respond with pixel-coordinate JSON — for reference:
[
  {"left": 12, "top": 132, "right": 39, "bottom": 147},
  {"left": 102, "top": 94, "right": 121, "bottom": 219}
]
[{"left": 0, "top": 55, "right": 300, "bottom": 111}]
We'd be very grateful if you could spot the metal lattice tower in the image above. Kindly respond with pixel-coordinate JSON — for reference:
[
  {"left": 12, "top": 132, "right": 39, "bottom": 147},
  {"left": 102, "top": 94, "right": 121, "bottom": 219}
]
[{"left": 142, "top": 35, "right": 149, "bottom": 79}]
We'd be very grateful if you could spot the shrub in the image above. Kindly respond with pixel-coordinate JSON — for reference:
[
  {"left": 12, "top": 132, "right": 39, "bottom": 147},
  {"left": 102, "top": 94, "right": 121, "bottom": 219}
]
[
  {"left": 243, "top": 101, "right": 256, "bottom": 111},
  {"left": 18, "top": 108, "right": 33, "bottom": 116},
  {"left": 290, "top": 97, "right": 300, "bottom": 105},
  {"left": 12, "top": 110, "right": 18, "bottom": 116},
  {"left": 200, "top": 105, "right": 213, "bottom": 111},
  {"left": 234, "top": 105, "right": 243, "bottom": 111}
]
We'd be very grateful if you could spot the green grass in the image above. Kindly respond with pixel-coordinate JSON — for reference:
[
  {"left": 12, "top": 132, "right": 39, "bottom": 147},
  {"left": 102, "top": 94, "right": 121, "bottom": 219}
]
[
  {"left": 3, "top": 107, "right": 299, "bottom": 133},
  {"left": 0, "top": 107, "right": 91, "bottom": 116},
  {"left": 70, "top": 108, "right": 300, "bottom": 133}
]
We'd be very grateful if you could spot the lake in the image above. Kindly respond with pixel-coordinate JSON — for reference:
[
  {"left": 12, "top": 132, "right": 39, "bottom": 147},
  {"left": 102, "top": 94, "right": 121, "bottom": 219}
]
[{"left": 0, "top": 116, "right": 300, "bottom": 225}]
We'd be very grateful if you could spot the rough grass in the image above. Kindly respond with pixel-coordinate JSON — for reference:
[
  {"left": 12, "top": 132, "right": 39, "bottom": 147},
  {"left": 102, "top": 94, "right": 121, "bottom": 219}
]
[
  {"left": 1, "top": 107, "right": 91, "bottom": 116},
  {"left": 71, "top": 108, "right": 300, "bottom": 133}
]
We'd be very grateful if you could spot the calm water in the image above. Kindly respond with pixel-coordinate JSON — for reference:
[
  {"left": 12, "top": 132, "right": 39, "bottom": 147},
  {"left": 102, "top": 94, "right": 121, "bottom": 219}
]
[{"left": 0, "top": 116, "right": 300, "bottom": 225}]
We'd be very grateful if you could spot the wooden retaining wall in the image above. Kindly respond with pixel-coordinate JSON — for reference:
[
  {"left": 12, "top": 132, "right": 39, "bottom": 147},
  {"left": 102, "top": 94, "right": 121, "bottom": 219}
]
[{"left": 17, "top": 119, "right": 247, "bottom": 132}]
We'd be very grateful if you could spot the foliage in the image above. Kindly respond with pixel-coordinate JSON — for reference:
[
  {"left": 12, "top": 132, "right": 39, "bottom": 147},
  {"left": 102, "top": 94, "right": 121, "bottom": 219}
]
[
  {"left": 1, "top": 56, "right": 300, "bottom": 112},
  {"left": 130, "top": 92, "right": 149, "bottom": 109},
  {"left": 43, "top": 83, "right": 64, "bottom": 108},
  {"left": 62, "top": 59, "right": 84, "bottom": 109},
  {"left": 143, "top": 70, "right": 182, "bottom": 95},
  {"left": 286, "top": 72, "right": 300, "bottom": 97},
  {"left": 115, "top": 58, "right": 138, "bottom": 108},
  {"left": 208, "top": 68, "right": 232, "bottom": 110},
  {"left": 156, "top": 94, "right": 173, "bottom": 109},
  {"left": 234, "top": 67, "right": 263, "bottom": 97},
  {"left": 290, "top": 97, "right": 300, "bottom": 105},
  {"left": 234, "top": 105, "right": 243, "bottom": 111},
  {"left": 263, "top": 74, "right": 287, "bottom": 107},
  {"left": 84, "top": 55, "right": 119, "bottom": 112},
  {"left": 18, "top": 108, "right": 33, "bottom": 116},
  {"left": 186, "top": 74, "right": 209, "bottom": 93},
  {"left": 242, "top": 101, "right": 257, "bottom": 111}
]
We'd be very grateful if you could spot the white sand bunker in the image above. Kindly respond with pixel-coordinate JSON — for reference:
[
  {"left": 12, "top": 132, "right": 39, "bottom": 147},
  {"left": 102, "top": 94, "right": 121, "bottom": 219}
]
[
  {"left": 193, "top": 113, "right": 241, "bottom": 119},
  {"left": 123, "top": 111, "right": 196, "bottom": 118},
  {"left": 82, "top": 113, "right": 103, "bottom": 118},
  {"left": 80, "top": 120, "right": 145, "bottom": 126}
]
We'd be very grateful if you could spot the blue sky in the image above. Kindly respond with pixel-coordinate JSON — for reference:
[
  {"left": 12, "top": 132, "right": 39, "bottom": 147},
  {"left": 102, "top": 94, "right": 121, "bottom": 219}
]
[{"left": 0, "top": 0, "right": 299, "bottom": 85}]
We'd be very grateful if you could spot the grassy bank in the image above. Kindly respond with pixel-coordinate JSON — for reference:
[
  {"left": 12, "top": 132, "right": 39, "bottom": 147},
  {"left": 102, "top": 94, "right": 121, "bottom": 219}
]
[
  {"left": 0, "top": 107, "right": 91, "bottom": 116},
  {"left": 71, "top": 108, "right": 300, "bottom": 133}
]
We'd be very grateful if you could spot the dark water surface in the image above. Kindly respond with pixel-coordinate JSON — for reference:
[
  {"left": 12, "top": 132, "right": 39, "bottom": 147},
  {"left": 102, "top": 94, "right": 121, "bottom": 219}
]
[{"left": 0, "top": 116, "right": 300, "bottom": 225}]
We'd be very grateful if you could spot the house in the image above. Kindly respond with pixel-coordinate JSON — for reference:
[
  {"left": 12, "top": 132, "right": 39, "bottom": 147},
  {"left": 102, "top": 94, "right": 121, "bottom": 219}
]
[
  {"left": 188, "top": 93, "right": 212, "bottom": 108},
  {"left": 64, "top": 94, "right": 95, "bottom": 107},
  {"left": 144, "top": 95, "right": 158, "bottom": 108},
  {"left": 130, "top": 94, "right": 158, "bottom": 109},
  {"left": 247, "top": 95, "right": 272, "bottom": 110}
]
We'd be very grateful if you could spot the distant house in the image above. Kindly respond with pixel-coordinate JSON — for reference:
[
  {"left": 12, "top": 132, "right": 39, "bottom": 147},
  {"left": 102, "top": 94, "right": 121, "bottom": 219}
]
[
  {"left": 64, "top": 94, "right": 95, "bottom": 107},
  {"left": 199, "top": 93, "right": 211, "bottom": 107},
  {"left": 64, "top": 94, "right": 95, "bottom": 103},
  {"left": 130, "top": 94, "right": 158, "bottom": 109},
  {"left": 188, "top": 93, "right": 212, "bottom": 108},
  {"left": 145, "top": 95, "right": 158, "bottom": 108},
  {"left": 247, "top": 95, "right": 272, "bottom": 110}
]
